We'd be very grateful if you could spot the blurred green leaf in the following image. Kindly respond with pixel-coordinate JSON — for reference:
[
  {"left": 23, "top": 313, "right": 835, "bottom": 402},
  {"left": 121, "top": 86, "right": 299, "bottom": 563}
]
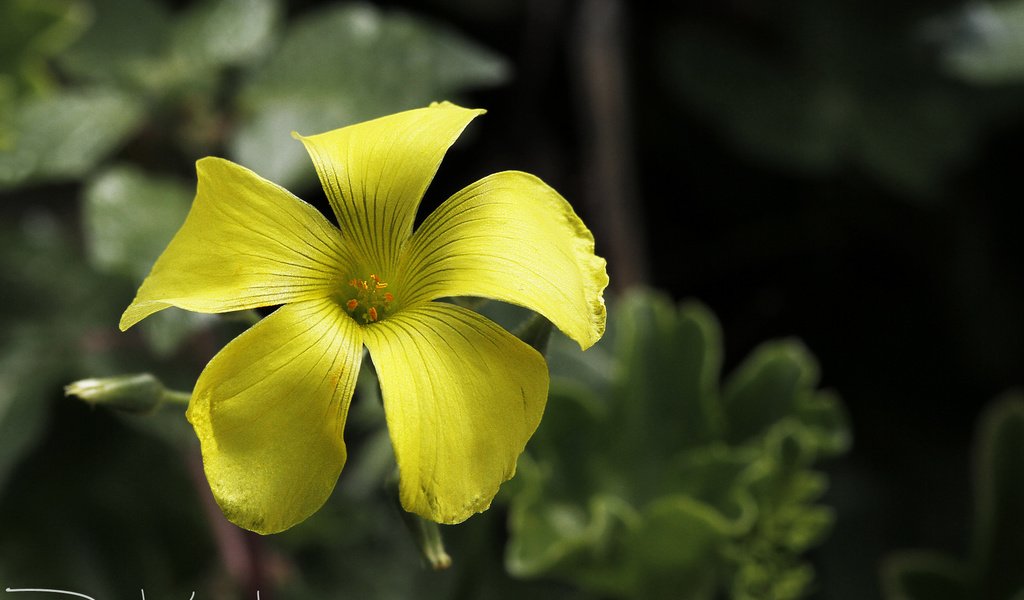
[
  {"left": 83, "top": 165, "right": 191, "bottom": 279},
  {"left": 0, "top": 0, "right": 88, "bottom": 97},
  {"left": 82, "top": 165, "right": 211, "bottom": 355},
  {"left": 933, "top": 1, "right": 1024, "bottom": 84},
  {"left": 0, "top": 0, "right": 86, "bottom": 149},
  {"left": 58, "top": 0, "right": 280, "bottom": 96},
  {"left": 230, "top": 2, "right": 510, "bottom": 188},
  {"left": 882, "top": 392, "right": 1024, "bottom": 600},
  {"left": 722, "top": 341, "right": 819, "bottom": 446},
  {"left": 973, "top": 394, "right": 1024, "bottom": 599},
  {"left": 0, "top": 211, "right": 126, "bottom": 494},
  {"left": 0, "top": 326, "right": 57, "bottom": 493},
  {"left": 611, "top": 296, "right": 723, "bottom": 458},
  {"left": 623, "top": 497, "right": 722, "bottom": 600},
  {"left": 168, "top": 0, "right": 281, "bottom": 71},
  {"left": 881, "top": 552, "right": 971, "bottom": 600},
  {"left": 57, "top": 0, "right": 171, "bottom": 86},
  {"left": 0, "top": 402, "right": 214, "bottom": 597},
  {"left": 658, "top": 2, "right": 986, "bottom": 197},
  {"left": 0, "top": 89, "right": 145, "bottom": 189},
  {"left": 506, "top": 289, "right": 850, "bottom": 599}
]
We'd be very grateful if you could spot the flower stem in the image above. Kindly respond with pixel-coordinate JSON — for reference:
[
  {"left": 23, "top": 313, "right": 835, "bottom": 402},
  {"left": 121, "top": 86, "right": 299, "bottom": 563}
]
[{"left": 162, "top": 389, "right": 193, "bottom": 405}]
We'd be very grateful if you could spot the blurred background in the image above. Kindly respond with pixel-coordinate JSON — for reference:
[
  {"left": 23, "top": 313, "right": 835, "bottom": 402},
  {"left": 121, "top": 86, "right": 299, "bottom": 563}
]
[{"left": 2, "top": 0, "right": 1023, "bottom": 598}]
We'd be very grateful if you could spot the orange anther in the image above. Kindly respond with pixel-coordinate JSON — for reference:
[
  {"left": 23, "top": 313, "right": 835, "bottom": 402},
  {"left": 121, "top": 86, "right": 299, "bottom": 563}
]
[
  {"left": 346, "top": 299, "right": 359, "bottom": 312},
  {"left": 368, "top": 306, "right": 378, "bottom": 322},
  {"left": 384, "top": 292, "right": 394, "bottom": 303}
]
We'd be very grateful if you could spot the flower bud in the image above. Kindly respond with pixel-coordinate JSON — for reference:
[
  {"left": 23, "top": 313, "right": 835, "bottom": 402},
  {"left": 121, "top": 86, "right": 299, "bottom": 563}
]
[{"left": 65, "top": 373, "right": 167, "bottom": 414}]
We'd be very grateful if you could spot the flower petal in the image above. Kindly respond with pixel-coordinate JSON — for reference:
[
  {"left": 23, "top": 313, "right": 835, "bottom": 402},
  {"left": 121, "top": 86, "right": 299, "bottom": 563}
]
[
  {"left": 293, "top": 102, "right": 484, "bottom": 274},
  {"left": 362, "top": 302, "right": 548, "bottom": 524},
  {"left": 401, "top": 171, "right": 608, "bottom": 349},
  {"left": 120, "top": 157, "right": 351, "bottom": 330},
  {"left": 186, "top": 298, "right": 363, "bottom": 534}
]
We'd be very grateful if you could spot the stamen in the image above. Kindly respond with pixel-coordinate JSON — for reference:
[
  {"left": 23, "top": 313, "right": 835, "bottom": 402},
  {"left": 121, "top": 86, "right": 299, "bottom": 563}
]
[{"left": 343, "top": 274, "right": 395, "bottom": 323}]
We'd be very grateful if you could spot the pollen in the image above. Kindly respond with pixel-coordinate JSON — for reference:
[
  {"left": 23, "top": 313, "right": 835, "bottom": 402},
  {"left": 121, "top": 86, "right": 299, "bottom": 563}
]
[{"left": 343, "top": 274, "right": 394, "bottom": 324}]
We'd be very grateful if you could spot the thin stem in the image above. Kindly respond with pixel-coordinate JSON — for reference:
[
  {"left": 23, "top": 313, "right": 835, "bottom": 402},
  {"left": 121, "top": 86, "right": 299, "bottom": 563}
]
[
  {"left": 573, "top": 0, "right": 648, "bottom": 288},
  {"left": 162, "top": 389, "right": 193, "bottom": 405}
]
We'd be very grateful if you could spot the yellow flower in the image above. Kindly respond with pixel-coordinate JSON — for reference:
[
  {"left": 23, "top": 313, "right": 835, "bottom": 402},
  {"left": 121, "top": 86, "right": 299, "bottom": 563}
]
[{"left": 120, "top": 102, "right": 608, "bottom": 534}]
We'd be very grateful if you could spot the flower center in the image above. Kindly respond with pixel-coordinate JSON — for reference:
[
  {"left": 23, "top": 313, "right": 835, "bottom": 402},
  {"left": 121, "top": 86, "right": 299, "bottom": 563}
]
[{"left": 344, "top": 274, "right": 394, "bottom": 323}]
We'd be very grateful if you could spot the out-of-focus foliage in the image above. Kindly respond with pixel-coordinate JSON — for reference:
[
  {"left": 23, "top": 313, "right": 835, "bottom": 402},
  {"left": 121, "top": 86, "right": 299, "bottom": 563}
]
[
  {"left": 0, "top": 400, "right": 215, "bottom": 596},
  {"left": 0, "top": 90, "right": 145, "bottom": 187},
  {"left": 0, "top": 1, "right": 514, "bottom": 594},
  {"left": 0, "top": 0, "right": 87, "bottom": 148},
  {"left": 1, "top": 0, "right": 507, "bottom": 190},
  {"left": 657, "top": 0, "right": 1024, "bottom": 197},
  {"left": 882, "top": 393, "right": 1024, "bottom": 600},
  {"left": 58, "top": 0, "right": 279, "bottom": 92},
  {"left": 0, "top": 214, "right": 122, "bottom": 493},
  {"left": 505, "top": 291, "right": 850, "bottom": 600},
  {"left": 231, "top": 3, "right": 510, "bottom": 187},
  {"left": 929, "top": 0, "right": 1024, "bottom": 84},
  {"left": 82, "top": 165, "right": 212, "bottom": 356},
  {"left": 0, "top": 0, "right": 86, "bottom": 94}
]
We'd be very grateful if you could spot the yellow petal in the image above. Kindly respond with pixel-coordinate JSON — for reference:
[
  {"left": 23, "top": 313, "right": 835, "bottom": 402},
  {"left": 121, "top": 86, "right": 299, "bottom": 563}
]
[
  {"left": 120, "top": 157, "right": 351, "bottom": 330},
  {"left": 362, "top": 302, "right": 548, "bottom": 524},
  {"left": 401, "top": 171, "right": 608, "bottom": 349},
  {"left": 293, "top": 102, "right": 484, "bottom": 274},
  {"left": 186, "top": 298, "right": 363, "bottom": 534}
]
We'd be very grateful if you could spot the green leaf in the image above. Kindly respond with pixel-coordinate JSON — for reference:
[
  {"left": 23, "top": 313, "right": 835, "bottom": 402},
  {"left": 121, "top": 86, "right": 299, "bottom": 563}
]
[
  {"left": 973, "top": 393, "right": 1024, "bottom": 599},
  {"left": 731, "top": 559, "right": 815, "bottom": 600},
  {"left": 670, "top": 445, "right": 759, "bottom": 535},
  {"left": 657, "top": 4, "right": 985, "bottom": 198},
  {"left": 660, "top": 26, "right": 840, "bottom": 173},
  {"left": 0, "top": 401, "right": 214, "bottom": 596},
  {"left": 57, "top": 0, "right": 281, "bottom": 95},
  {"left": 0, "top": 212, "right": 126, "bottom": 494},
  {"left": 623, "top": 497, "right": 724, "bottom": 600},
  {"left": 229, "top": 2, "right": 510, "bottom": 188},
  {"left": 938, "top": 2, "right": 1024, "bottom": 84},
  {"left": 0, "top": 0, "right": 88, "bottom": 97},
  {"left": 168, "top": 0, "right": 281, "bottom": 71},
  {"left": 0, "top": 89, "right": 145, "bottom": 188},
  {"left": 83, "top": 165, "right": 191, "bottom": 279},
  {"left": 0, "top": 326, "right": 57, "bottom": 493},
  {"left": 611, "top": 295, "right": 724, "bottom": 458},
  {"left": 506, "top": 289, "right": 850, "bottom": 598},
  {"left": 57, "top": 0, "right": 171, "bottom": 85},
  {"left": 795, "top": 388, "right": 852, "bottom": 456},
  {"left": 721, "top": 340, "right": 820, "bottom": 446},
  {"left": 881, "top": 392, "right": 1024, "bottom": 600},
  {"left": 881, "top": 552, "right": 971, "bottom": 600}
]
